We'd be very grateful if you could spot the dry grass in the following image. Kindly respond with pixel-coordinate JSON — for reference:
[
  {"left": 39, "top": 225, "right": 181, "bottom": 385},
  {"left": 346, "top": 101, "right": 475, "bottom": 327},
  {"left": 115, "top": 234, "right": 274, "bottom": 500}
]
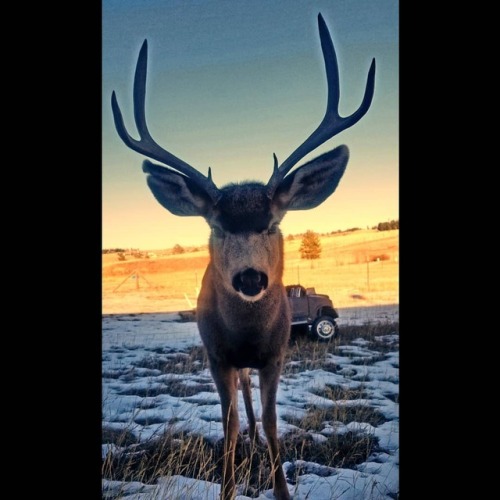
[
  {"left": 102, "top": 321, "right": 398, "bottom": 498},
  {"left": 102, "top": 229, "right": 398, "bottom": 314},
  {"left": 285, "top": 321, "right": 398, "bottom": 375},
  {"left": 103, "top": 426, "right": 379, "bottom": 497},
  {"left": 132, "top": 345, "right": 209, "bottom": 374}
]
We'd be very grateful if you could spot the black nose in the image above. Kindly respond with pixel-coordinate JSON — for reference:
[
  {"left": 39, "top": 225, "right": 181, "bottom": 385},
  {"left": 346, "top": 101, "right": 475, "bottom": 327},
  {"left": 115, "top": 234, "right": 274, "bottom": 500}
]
[{"left": 232, "top": 268, "right": 268, "bottom": 296}]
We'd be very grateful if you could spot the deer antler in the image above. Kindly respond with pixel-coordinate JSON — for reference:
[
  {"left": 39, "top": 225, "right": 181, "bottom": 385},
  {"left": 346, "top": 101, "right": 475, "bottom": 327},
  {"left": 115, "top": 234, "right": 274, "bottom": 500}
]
[
  {"left": 266, "top": 13, "right": 376, "bottom": 198},
  {"left": 111, "top": 40, "right": 222, "bottom": 204}
]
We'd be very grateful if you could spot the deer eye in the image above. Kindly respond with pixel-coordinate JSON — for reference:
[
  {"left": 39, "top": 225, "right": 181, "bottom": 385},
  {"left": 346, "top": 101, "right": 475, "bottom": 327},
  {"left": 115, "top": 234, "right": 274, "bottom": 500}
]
[
  {"left": 268, "top": 223, "right": 280, "bottom": 235},
  {"left": 211, "top": 226, "right": 225, "bottom": 239}
]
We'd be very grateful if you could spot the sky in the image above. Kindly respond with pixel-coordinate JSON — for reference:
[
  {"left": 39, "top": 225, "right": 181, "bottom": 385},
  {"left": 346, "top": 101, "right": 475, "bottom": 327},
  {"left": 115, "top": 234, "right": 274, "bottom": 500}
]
[
  {"left": 102, "top": 0, "right": 398, "bottom": 250},
  {"left": 102, "top": 309, "right": 399, "bottom": 498}
]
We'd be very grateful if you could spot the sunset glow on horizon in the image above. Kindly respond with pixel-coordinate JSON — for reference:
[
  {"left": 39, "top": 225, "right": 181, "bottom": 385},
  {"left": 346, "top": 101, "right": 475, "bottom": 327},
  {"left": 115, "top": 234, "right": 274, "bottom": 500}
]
[{"left": 103, "top": 0, "right": 398, "bottom": 250}]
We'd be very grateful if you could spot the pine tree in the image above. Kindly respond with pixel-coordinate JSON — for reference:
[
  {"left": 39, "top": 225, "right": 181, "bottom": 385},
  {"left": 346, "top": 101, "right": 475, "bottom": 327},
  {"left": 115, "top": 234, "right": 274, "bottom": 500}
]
[{"left": 299, "top": 230, "right": 322, "bottom": 262}]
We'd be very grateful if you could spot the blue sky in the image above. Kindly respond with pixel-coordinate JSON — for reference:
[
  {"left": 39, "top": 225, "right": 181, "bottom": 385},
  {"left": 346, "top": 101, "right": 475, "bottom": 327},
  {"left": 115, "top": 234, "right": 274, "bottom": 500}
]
[{"left": 103, "top": 0, "right": 398, "bottom": 250}]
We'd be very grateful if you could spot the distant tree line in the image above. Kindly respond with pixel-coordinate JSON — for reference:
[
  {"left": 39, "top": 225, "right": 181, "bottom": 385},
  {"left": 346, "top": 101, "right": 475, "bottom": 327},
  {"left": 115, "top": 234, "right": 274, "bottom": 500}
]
[
  {"left": 102, "top": 248, "right": 127, "bottom": 254},
  {"left": 286, "top": 227, "right": 362, "bottom": 240},
  {"left": 330, "top": 227, "right": 362, "bottom": 234},
  {"left": 103, "top": 244, "right": 206, "bottom": 258},
  {"left": 376, "top": 220, "right": 399, "bottom": 231},
  {"left": 105, "top": 220, "right": 399, "bottom": 257}
]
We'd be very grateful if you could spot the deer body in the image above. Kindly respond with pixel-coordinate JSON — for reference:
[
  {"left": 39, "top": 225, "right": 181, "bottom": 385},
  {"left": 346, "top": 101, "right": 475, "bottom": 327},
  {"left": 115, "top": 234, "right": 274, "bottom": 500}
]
[
  {"left": 111, "top": 13, "right": 375, "bottom": 500},
  {"left": 198, "top": 276, "right": 290, "bottom": 370},
  {"left": 198, "top": 245, "right": 290, "bottom": 497}
]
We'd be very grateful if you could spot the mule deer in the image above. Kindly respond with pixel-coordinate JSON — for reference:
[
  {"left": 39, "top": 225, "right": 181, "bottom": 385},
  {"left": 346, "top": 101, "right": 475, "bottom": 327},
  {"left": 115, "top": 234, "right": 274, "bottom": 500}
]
[{"left": 111, "top": 13, "right": 375, "bottom": 500}]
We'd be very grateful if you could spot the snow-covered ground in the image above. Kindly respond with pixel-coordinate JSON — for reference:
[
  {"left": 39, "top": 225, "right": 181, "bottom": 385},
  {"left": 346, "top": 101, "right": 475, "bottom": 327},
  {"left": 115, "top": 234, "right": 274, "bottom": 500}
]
[{"left": 102, "top": 311, "right": 399, "bottom": 499}]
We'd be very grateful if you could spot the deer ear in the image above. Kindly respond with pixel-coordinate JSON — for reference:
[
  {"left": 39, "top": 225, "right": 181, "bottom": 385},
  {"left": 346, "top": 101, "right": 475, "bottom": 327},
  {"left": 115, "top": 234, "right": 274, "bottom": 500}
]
[
  {"left": 273, "top": 145, "right": 349, "bottom": 211},
  {"left": 142, "top": 160, "right": 213, "bottom": 216}
]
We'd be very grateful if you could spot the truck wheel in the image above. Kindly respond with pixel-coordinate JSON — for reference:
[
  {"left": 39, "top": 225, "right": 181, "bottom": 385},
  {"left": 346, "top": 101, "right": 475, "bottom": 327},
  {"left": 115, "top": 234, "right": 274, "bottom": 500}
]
[{"left": 311, "top": 316, "right": 339, "bottom": 341}]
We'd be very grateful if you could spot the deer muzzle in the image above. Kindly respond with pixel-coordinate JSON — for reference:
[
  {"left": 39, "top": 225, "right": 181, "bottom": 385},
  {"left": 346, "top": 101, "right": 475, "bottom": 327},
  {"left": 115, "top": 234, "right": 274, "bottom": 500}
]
[{"left": 232, "top": 268, "right": 269, "bottom": 298}]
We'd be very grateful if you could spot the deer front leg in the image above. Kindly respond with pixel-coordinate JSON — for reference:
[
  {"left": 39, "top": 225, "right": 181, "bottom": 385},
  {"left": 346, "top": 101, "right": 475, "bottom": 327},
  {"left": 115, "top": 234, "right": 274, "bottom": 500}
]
[
  {"left": 210, "top": 363, "right": 240, "bottom": 500},
  {"left": 239, "top": 368, "right": 259, "bottom": 443},
  {"left": 259, "top": 360, "right": 290, "bottom": 500}
]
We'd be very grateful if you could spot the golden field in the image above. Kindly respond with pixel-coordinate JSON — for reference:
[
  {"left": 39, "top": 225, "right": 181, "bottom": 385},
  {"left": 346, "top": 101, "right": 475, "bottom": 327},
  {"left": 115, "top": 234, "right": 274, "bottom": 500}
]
[{"left": 102, "top": 229, "right": 398, "bottom": 317}]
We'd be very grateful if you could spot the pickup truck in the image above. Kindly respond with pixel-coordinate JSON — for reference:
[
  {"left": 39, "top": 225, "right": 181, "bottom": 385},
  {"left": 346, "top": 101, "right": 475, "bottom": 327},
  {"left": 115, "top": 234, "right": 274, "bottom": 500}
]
[{"left": 286, "top": 284, "right": 340, "bottom": 341}]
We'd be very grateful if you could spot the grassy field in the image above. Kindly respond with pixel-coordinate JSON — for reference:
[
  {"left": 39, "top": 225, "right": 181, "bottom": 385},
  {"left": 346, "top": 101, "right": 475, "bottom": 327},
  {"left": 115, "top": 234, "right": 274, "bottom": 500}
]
[{"left": 102, "top": 229, "right": 398, "bottom": 315}]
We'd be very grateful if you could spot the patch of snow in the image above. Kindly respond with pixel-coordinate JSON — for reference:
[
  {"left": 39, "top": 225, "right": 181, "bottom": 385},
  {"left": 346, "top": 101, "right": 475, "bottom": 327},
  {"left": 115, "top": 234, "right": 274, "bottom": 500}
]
[{"left": 102, "top": 312, "right": 399, "bottom": 499}]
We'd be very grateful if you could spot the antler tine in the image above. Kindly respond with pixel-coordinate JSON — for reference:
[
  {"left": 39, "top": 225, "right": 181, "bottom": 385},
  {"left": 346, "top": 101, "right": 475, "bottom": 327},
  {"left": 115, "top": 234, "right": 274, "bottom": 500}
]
[
  {"left": 111, "top": 40, "right": 222, "bottom": 204},
  {"left": 266, "top": 13, "right": 376, "bottom": 198}
]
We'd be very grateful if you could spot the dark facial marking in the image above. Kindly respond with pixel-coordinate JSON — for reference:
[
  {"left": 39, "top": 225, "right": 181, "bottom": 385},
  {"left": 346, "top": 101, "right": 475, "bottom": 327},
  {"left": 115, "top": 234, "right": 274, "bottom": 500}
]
[{"left": 216, "top": 183, "right": 274, "bottom": 233}]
